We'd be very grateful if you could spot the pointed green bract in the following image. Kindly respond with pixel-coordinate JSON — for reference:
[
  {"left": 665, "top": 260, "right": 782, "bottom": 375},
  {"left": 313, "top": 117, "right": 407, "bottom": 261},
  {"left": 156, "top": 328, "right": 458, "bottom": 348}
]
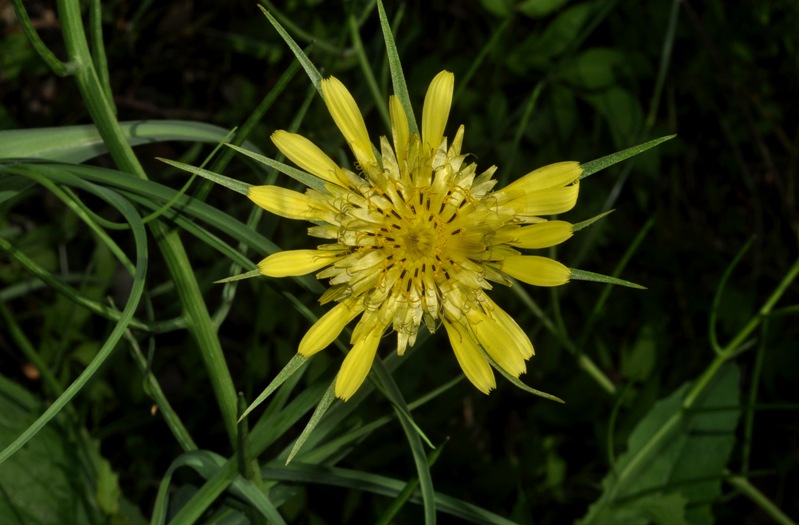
[
  {"left": 158, "top": 157, "right": 250, "bottom": 195},
  {"left": 572, "top": 209, "right": 615, "bottom": 232},
  {"left": 286, "top": 381, "right": 337, "bottom": 464},
  {"left": 225, "top": 143, "right": 327, "bottom": 191},
  {"left": 482, "top": 349, "right": 565, "bottom": 403},
  {"left": 213, "top": 269, "right": 262, "bottom": 284},
  {"left": 581, "top": 134, "right": 675, "bottom": 179},
  {"left": 570, "top": 268, "right": 647, "bottom": 289},
  {"left": 377, "top": 0, "right": 418, "bottom": 134},
  {"left": 258, "top": 5, "right": 322, "bottom": 94},
  {"left": 239, "top": 354, "right": 309, "bottom": 422}
]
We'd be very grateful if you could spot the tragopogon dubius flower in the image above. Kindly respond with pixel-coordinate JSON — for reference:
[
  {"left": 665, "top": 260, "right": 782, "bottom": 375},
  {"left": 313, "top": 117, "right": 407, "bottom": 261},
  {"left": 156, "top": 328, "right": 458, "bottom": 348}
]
[{"left": 249, "top": 71, "right": 581, "bottom": 400}]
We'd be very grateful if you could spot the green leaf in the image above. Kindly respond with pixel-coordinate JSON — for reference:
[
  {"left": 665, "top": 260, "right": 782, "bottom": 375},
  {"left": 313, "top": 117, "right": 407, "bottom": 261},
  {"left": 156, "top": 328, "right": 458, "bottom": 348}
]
[
  {"left": 558, "top": 48, "right": 628, "bottom": 90},
  {"left": 262, "top": 462, "right": 518, "bottom": 525},
  {"left": 0, "top": 166, "right": 148, "bottom": 466},
  {"left": 0, "top": 376, "right": 141, "bottom": 524},
  {"left": 152, "top": 451, "right": 285, "bottom": 525},
  {"left": 577, "top": 365, "right": 741, "bottom": 525},
  {"left": 581, "top": 134, "right": 675, "bottom": 179},
  {"left": 0, "top": 120, "right": 258, "bottom": 163},
  {"left": 517, "top": 0, "right": 570, "bottom": 18},
  {"left": 570, "top": 268, "right": 646, "bottom": 289},
  {"left": 583, "top": 87, "right": 645, "bottom": 148}
]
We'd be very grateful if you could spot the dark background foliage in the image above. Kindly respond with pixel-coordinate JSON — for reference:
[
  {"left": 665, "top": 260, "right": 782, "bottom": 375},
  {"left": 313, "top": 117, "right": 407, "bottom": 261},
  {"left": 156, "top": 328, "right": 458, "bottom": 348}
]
[{"left": 1, "top": 0, "right": 797, "bottom": 523}]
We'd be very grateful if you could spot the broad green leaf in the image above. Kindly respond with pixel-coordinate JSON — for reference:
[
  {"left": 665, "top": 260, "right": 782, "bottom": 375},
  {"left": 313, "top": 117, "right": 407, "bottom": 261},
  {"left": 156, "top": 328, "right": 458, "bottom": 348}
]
[
  {"left": 559, "top": 48, "right": 628, "bottom": 90},
  {"left": 517, "top": 0, "right": 570, "bottom": 18},
  {"left": 577, "top": 365, "right": 741, "bottom": 525},
  {"left": 534, "top": 2, "right": 597, "bottom": 61},
  {"left": 0, "top": 120, "right": 261, "bottom": 163},
  {"left": 583, "top": 87, "right": 645, "bottom": 148},
  {"left": 0, "top": 376, "right": 144, "bottom": 525}
]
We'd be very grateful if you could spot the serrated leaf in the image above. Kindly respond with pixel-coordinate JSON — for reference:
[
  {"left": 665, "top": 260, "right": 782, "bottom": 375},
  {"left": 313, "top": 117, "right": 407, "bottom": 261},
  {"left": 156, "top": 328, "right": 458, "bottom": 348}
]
[{"left": 577, "top": 365, "right": 740, "bottom": 525}]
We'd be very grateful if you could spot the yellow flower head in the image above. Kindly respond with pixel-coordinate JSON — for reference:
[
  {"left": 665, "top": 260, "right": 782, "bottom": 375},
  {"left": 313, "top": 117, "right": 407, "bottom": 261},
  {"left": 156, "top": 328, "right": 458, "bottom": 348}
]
[{"left": 249, "top": 71, "right": 581, "bottom": 400}]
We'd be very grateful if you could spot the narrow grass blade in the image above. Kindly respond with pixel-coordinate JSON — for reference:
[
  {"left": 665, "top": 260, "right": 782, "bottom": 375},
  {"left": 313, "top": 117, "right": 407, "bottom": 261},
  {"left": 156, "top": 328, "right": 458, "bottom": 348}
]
[
  {"left": 580, "top": 135, "right": 675, "bottom": 179},
  {"left": 262, "top": 463, "right": 519, "bottom": 525},
  {"left": 124, "top": 331, "right": 197, "bottom": 452},
  {"left": 570, "top": 268, "right": 647, "bottom": 289},
  {"left": 0, "top": 120, "right": 259, "bottom": 163},
  {"left": 0, "top": 175, "right": 147, "bottom": 466},
  {"left": 370, "top": 358, "right": 437, "bottom": 524},
  {"left": 376, "top": 440, "right": 448, "bottom": 525}
]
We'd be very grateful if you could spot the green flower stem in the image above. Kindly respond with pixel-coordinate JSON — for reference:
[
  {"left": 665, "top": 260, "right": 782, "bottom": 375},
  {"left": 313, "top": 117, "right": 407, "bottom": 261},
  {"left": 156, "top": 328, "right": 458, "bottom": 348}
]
[
  {"left": 683, "top": 255, "right": 799, "bottom": 409},
  {"left": 11, "top": 0, "right": 69, "bottom": 76},
  {"left": 55, "top": 0, "right": 238, "bottom": 446},
  {"left": 726, "top": 472, "right": 798, "bottom": 525},
  {"left": 125, "top": 331, "right": 198, "bottom": 452},
  {"left": 577, "top": 354, "right": 616, "bottom": 395},
  {"left": 513, "top": 285, "right": 616, "bottom": 395},
  {"left": 601, "top": 254, "right": 799, "bottom": 507}
]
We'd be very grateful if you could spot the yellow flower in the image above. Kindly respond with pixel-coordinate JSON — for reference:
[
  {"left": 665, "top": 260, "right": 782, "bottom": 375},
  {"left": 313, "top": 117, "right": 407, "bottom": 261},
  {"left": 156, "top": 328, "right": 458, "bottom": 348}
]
[{"left": 249, "top": 71, "right": 581, "bottom": 400}]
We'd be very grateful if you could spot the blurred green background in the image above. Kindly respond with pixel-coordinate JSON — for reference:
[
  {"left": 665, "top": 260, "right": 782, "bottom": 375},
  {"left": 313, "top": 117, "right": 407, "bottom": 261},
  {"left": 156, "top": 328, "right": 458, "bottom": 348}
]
[{"left": 1, "top": 0, "right": 797, "bottom": 523}]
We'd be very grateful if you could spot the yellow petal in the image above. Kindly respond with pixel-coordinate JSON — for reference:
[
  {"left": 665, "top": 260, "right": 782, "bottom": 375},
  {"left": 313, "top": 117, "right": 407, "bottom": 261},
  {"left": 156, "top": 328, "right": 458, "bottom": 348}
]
[
  {"left": 271, "top": 130, "right": 345, "bottom": 186},
  {"left": 501, "top": 255, "right": 571, "bottom": 287},
  {"left": 467, "top": 309, "right": 526, "bottom": 377},
  {"left": 389, "top": 95, "right": 409, "bottom": 163},
  {"left": 298, "top": 298, "right": 363, "bottom": 357},
  {"left": 443, "top": 319, "right": 495, "bottom": 394},
  {"left": 321, "top": 76, "right": 376, "bottom": 171},
  {"left": 335, "top": 327, "right": 382, "bottom": 401},
  {"left": 500, "top": 161, "right": 582, "bottom": 195},
  {"left": 248, "top": 185, "right": 311, "bottom": 220},
  {"left": 258, "top": 249, "right": 343, "bottom": 278},
  {"left": 494, "top": 221, "right": 574, "bottom": 249},
  {"left": 422, "top": 71, "right": 454, "bottom": 152},
  {"left": 506, "top": 181, "right": 580, "bottom": 216},
  {"left": 484, "top": 297, "right": 535, "bottom": 359}
]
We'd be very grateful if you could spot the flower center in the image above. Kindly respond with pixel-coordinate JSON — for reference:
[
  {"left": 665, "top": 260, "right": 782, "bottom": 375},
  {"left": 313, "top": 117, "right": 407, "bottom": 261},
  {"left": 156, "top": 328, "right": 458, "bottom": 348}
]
[{"left": 402, "top": 223, "right": 437, "bottom": 259}]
